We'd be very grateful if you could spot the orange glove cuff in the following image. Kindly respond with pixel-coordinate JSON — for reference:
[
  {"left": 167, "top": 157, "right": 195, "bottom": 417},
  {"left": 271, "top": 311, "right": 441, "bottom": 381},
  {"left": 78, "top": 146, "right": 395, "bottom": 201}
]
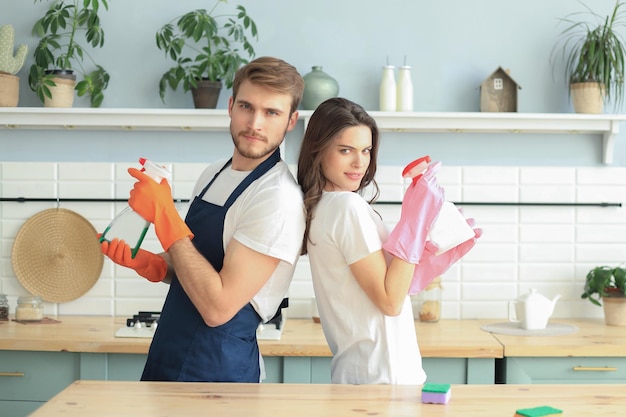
[{"left": 154, "top": 211, "right": 194, "bottom": 252}]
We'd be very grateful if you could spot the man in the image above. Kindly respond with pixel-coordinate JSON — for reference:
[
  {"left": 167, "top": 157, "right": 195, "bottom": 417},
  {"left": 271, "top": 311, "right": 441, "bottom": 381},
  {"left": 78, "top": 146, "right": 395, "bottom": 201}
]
[{"left": 101, "top": 56, "right": 305, "bottom": 382}]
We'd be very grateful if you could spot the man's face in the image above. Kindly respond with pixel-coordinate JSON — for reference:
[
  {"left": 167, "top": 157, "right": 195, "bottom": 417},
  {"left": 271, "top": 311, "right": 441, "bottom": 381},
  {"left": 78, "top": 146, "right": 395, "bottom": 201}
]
[{"left": 228, "top": 80, "right": 297, "bottom": 170}]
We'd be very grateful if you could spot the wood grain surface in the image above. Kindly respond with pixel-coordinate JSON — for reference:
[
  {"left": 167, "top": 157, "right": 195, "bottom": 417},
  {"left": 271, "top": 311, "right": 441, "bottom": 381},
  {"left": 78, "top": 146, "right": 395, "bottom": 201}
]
[
  {"left": 29, "top": 380, "right": 626, "bottom": 417},
  {"left": 0, "top": 316, "right": 504, "bottom": 358},
  {"left": 480, "top": 318, "right": 626, "bottom": 357}
]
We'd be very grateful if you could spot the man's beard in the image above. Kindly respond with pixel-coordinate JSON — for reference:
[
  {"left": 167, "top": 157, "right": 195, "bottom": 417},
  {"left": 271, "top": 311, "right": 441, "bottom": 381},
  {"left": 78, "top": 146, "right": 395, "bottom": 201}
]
[{"left": 231, "top": 129, "right": 285, "bottom": 160}]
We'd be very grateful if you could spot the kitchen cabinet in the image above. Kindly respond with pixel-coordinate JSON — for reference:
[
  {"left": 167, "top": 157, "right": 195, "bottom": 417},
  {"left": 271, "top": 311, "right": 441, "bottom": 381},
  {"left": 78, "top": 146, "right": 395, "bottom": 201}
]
[
  {"left": 0, "top": 108, "right": 624, "bottom": 163},
  {"left": 505, "top": 357, "right": 626, "bottom": 384},
  {"left": 0, "top": 351, "right": 79, "bottom": 417},
  {"left": 484, "top": 318, "right": 626, "bottom": 384}
]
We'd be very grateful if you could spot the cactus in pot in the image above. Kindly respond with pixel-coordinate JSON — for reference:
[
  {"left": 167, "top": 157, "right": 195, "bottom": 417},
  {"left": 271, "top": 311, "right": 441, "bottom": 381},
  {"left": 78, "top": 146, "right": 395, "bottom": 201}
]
[
  {"left": 0, "top": 24, "right": 28, "bottom": 107},
  {"left": 0, "top": 24, "right": 28, "bottom": 75}
]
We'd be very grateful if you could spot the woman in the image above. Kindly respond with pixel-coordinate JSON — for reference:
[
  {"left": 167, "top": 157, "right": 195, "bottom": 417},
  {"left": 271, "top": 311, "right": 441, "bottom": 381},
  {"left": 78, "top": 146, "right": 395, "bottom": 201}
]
[{"left": 297, "top": 97, "right": 438, "bottom": 385}]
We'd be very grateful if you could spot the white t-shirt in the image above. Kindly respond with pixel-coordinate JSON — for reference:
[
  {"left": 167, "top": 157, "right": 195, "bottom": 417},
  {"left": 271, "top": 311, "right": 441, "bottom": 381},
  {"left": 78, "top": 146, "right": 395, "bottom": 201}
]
[
  {"left": 307, "top": 191, "right": 426, "bottom": 385},
  {"left": 190, "top": 158, "right": 305, "bottom": 322}
]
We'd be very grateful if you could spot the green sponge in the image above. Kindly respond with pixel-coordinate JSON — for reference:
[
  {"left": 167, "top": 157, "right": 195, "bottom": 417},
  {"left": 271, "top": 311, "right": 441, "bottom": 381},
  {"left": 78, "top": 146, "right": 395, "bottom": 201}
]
[{"left": 515, "top": 405, "right": 563, "bottom": 417}]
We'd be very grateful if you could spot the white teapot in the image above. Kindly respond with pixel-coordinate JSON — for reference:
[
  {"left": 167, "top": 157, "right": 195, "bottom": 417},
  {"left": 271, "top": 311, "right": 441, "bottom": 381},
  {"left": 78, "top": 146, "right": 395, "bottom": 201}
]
[{"left": 508, "top": 288, "right": 561, "bottom": 330}]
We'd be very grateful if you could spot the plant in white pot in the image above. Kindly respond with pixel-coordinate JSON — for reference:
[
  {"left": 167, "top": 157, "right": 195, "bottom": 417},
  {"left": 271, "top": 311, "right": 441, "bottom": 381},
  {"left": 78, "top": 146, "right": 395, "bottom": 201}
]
[
  {"left": 581, "top": 265, "right": 626, "bottom": 326},
  {"left": 28, "top": 0, "right": 110, "bottom": 107},
  {"left": 0, "top": 24, "right": 28, "bottom": 107},
  {"left": 155, "top": 0, "right": 258, "bottom": 108},
  {"left": 551, "top": 0, "right": 626, "bottom": 114}
]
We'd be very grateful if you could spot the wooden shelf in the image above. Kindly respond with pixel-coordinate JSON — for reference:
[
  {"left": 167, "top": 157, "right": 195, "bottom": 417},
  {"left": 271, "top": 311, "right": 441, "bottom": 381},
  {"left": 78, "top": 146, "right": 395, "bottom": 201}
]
[{"left": 1, "top": 108, "right": 624, "bottom": 164}]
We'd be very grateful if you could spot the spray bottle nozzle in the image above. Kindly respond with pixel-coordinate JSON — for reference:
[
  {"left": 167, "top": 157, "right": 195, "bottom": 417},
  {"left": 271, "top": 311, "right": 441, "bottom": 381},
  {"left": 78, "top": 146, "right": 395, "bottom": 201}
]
[
  {"left": 138, "top": 157, "right": 171, "bottom": 183},
  {"left": 402, "top": 155, "right": 431, "bottom": 184}
]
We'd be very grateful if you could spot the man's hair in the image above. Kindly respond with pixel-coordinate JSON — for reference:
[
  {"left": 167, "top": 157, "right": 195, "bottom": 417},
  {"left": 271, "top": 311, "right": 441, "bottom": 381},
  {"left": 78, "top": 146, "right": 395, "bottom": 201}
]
[{"left": 232, "top": 56, "right": 305, "bottom": 114}]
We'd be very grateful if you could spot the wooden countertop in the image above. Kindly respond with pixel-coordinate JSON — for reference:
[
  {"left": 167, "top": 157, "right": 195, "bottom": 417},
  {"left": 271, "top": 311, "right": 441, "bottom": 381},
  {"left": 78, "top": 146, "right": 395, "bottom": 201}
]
[
  {"left": 30, "top": 380, "right": 626, "bottom": 417},
  {"left": 481, "top": 318, "right": 626, "bottom": 357},
  {"left": 0, "top": 316, "right": 502, "bottom": 358}
]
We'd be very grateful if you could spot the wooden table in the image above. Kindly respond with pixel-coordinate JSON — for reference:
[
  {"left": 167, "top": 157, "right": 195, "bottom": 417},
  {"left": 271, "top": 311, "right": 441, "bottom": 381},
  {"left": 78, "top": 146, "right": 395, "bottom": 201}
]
[{"left": 29, "top": 380, "right": 626, "bottom": 416}]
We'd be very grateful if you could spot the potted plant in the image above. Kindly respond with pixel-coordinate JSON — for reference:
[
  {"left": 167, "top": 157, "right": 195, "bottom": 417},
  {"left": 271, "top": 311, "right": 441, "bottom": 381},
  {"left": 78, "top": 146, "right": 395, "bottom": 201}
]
[
  {"left": 551, "top": 0, "right": 626, "bottom": 114},
  {"left": 28, "top": 0, "right": 110, "bottom": 107},
  {"left": 155, "top": 0, "right": 258, "bottom": 108},
  {"left": 0, "top": 24, "right": 28, "bottom": 107},
  {"left": 581, "top": 265, "right": 626, "bottom": 326}
]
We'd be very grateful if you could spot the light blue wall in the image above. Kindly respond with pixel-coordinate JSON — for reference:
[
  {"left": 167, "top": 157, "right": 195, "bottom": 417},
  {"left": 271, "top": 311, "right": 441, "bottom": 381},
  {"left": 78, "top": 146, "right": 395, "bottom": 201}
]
[{"left": 1, "top": 0, "right": 625, "bottom": 165}]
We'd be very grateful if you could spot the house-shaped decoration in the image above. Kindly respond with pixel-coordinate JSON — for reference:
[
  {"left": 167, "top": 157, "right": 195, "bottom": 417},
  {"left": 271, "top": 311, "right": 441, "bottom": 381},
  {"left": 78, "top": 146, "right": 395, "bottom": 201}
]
[{"left": 479, "top": 66, "right": 521, "bottom": 112}]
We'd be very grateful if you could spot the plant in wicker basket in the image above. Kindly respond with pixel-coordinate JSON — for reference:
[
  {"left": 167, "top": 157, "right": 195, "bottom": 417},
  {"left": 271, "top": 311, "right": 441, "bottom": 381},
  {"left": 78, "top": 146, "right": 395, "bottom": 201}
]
[
  {"left": 551, "top": 0, "right": 626, "bottom": 113},
  {"left": 28, "top": 0, "right": 110, "bottom": 107}
]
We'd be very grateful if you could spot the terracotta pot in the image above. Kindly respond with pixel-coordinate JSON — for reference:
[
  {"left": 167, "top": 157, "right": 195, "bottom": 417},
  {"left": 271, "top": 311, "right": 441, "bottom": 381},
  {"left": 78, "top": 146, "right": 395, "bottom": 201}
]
[
  {"left": 0, "top": 72, "right": 20, "bottom": 107},
  {"left": 570, "top": 82, "right": 605, "bottom": 114},
  {"left": 602, "top": 296, "right": 626, "bottom": 326},
  {"left": 191, "top": 79, "right": 222, "bottom": 109}
]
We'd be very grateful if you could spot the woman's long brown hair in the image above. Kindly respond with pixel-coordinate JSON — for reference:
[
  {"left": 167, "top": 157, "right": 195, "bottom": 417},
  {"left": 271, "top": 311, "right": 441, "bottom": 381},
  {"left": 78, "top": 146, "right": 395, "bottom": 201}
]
[{"left": 297, "top": 97, "right": 380, "bottom": 255}]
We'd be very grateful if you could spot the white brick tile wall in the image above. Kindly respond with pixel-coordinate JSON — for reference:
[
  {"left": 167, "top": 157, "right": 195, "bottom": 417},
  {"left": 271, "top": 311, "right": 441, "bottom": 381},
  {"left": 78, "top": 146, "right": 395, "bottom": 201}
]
[{"left": 0, "top": 162, "right": 624, "bottom": 323}]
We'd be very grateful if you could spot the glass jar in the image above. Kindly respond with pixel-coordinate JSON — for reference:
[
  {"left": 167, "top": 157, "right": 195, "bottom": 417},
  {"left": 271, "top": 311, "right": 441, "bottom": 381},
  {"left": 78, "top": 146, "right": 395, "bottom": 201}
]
[
  {"left": 0, "top": 294, "right": 9, "bottom": 321},
  {"left": 16, "top": 296, "right": 44, "bottom": 322},
  {"left": 417, "top": 277, "right": 442, "bottom": 322}
]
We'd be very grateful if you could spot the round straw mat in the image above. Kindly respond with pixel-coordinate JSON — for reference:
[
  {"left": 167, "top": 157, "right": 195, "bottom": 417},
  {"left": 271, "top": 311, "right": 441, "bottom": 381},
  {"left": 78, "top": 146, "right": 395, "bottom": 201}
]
[{"left": 12, "top": 208, "right": 103, "bottom": 303}]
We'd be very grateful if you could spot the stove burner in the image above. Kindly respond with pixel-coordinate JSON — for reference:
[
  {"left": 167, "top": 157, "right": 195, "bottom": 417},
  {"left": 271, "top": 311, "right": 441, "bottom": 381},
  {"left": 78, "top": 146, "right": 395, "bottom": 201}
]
[{"left": 126, "top": 311, "right": 160, "bottom": 328}]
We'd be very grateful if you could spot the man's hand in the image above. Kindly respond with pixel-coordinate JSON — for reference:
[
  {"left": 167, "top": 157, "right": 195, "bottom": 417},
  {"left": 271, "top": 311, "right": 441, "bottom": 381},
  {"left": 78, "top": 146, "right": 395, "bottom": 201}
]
[
  {"left": 99, "top": 236, "right": 167, "bottom": 282},
  {"left": 127, "top": 167, "right": 193, "bottom": 251}
]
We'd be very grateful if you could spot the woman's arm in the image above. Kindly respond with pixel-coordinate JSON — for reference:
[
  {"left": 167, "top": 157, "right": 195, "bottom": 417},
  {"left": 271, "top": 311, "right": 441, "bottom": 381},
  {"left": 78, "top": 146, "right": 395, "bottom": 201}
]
[{"left": 349, "top": 251, "right": 415, "bottom": 316}]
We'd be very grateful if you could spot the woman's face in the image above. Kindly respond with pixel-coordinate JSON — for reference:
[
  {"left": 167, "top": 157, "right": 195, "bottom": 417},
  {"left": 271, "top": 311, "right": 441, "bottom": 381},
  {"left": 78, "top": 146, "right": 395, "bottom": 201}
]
[{"left": 321, "top": 125, "right": 372, "bottom": 192}]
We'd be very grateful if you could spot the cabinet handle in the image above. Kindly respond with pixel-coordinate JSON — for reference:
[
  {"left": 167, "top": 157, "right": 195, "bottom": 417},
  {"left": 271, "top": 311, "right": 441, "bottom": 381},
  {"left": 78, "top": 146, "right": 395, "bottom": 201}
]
[
  {"left": 0, "top": 372, "right": 25, "bottom": 377},
  {"left": 573, "top": 366, "right": 617, "bottom": 372}
]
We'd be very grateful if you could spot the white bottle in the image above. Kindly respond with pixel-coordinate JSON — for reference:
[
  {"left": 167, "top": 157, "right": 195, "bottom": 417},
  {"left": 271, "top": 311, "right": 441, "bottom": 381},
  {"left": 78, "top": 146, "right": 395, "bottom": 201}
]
[
  {"left": 379, "top": 65, "right": 396, "bottom": 111},
  {"left": 100, "top": 158, "right": 171, "bottom": 258},
  {"left": 396, "top": 65, "right": 414, "bottom": 112}
]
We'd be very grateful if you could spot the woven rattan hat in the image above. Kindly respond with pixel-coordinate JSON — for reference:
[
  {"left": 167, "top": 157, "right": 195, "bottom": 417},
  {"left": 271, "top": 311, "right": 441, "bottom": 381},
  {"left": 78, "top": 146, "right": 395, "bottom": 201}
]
[{"left": 11, "top": 208, "right": 104, "bottom": 303}]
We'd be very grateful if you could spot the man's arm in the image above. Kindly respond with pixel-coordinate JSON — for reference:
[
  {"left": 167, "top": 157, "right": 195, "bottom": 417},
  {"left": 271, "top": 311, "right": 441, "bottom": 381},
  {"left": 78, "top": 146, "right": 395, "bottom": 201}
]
[{"left": 167, "top": 237, "right": 280, "bottom": 327}]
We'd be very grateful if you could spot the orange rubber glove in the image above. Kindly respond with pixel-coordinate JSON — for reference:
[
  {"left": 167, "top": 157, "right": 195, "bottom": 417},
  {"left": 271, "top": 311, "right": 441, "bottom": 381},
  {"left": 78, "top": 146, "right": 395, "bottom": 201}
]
[
  {"left": 127, "top": 167, "right": 193, "bottom": 251},
  {"left": 100, "top": 236, "right": 167, "bottom": 282}
]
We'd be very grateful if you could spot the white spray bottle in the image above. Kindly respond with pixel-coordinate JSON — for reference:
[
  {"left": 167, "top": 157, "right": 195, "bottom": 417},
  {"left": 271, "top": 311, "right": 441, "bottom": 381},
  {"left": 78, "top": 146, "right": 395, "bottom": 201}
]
[
  {"left": 100, "top": 158, "right": 171, "bottom": 258},
  {"left": 402, "top": 156, "right": 476, "bottom": 255}
]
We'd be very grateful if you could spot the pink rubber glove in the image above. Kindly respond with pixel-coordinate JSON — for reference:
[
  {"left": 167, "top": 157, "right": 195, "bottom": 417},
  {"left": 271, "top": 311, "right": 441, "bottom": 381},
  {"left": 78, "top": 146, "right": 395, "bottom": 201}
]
[
  {"left": 408, "top": 218, "right": 482, "bottom": 295},
  {"left": 99, "top": 236, "right": 167, "bottom": 282},
  {"left": 128, "top": 167, "right": 193, "bottom": 251},
  {"left": 383, "top": 161, "right": 445, "bottom": 264}
]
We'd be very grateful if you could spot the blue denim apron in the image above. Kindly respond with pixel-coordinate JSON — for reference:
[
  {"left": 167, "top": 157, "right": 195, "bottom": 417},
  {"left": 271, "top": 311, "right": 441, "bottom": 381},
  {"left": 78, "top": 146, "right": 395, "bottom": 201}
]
[{"left": 141, "top": 149, "right": 281, "bottom": 382}]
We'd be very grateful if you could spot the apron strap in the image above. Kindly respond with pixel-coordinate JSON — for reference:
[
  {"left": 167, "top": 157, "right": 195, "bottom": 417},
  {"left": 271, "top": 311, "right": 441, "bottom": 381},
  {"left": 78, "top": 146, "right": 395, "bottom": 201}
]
[{"left": 223, "top": 148, "right": 281, "bottom": 208}]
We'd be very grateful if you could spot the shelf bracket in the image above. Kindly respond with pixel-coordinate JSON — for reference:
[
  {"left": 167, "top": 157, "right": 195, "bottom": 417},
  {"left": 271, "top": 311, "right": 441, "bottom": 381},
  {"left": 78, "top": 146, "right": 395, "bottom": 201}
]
[{"left": 603, "top": 120, "right": 620, "bottom": 164}]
